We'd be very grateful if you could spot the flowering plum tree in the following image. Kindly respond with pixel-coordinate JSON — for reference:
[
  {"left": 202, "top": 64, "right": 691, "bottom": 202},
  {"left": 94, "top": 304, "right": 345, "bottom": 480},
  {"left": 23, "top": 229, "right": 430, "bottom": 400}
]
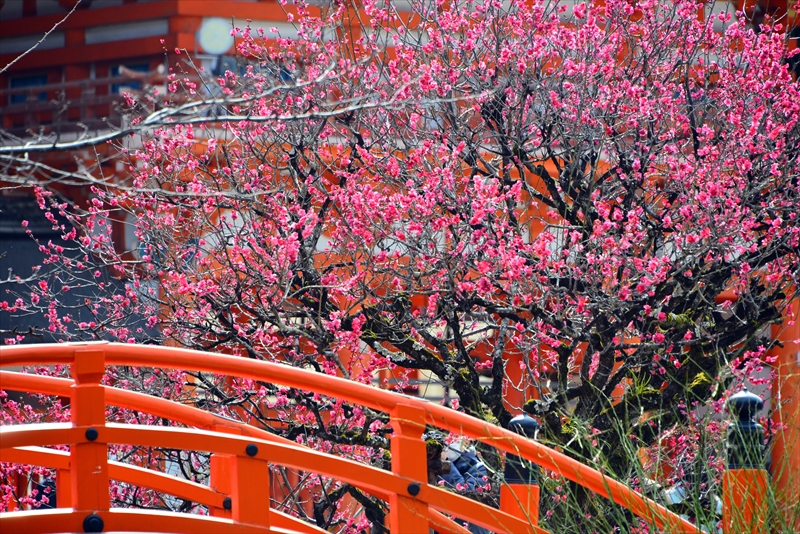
[{"left": 2, "top": 0, "right": 800, "bottom": 530}]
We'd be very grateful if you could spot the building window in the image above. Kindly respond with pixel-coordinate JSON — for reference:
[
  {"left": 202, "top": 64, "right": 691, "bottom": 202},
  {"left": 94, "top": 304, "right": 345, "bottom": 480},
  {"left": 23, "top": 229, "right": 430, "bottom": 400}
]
[
  {"left": 110, "top": 62, "right": 150, "bottom": 94},
  {"left": 9, "top": 74, "right": 48, "bottom": 104}
]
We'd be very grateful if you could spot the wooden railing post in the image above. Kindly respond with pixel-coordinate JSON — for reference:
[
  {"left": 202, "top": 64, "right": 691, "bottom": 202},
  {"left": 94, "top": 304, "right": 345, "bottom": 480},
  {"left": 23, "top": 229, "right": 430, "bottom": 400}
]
[
  {"left": 723, "top": 389, "right": 769, "bottom": 534},
  {"left": 209, "top": 425, "right": 240, "bottom": 519},
  {"left": 70, "top": 347, "right": 110, "bottom": 523},
  {"left": 389, "top": 402, "right": 429, "bottom": 533},
  {"left": 210, "top": 454, "right": 234, "bottom": 518},
  {"left": 500, "top": 415, "right": 540, "bottom": 526},
  {"left": 55, "top": 468, "right": 71, "bottom": 508},
  {"left": 230, "top": 442, "right": 271, "bottom": 527}
]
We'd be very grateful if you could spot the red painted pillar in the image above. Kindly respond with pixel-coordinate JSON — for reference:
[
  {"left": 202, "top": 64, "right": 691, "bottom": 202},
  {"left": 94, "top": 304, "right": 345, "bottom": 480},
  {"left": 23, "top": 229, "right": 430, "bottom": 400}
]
[
  {"left": 70, "top": 347, "right": 110, "bottom": 530},
  {"left": 500, "top": 484, "right": 540, "bottom": 525},
  {"left": 55, "top": 468, "right": 71, "bottom": 509},
  {"left": 209, "top": 425, "right": 240, "bottom": 519},
  {"left": 230, "top": 443, "right": 271, "bottom": 527},
  {"left": 722, "top": 469, "right": 770, "bottom": 534},
  {"left": 388, "top": 402, "right": 429, "bottom": 532},
  {"left": 770, "top": 300, "right": 800, "bottom": 526}
]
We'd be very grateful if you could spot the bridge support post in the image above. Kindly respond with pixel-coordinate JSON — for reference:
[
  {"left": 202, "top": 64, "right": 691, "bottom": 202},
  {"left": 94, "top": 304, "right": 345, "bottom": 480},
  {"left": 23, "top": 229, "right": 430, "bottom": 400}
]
[
  {"left": 722, "top": 389, "right": 768, "bottom": 534},
  {"left": 722, "top": 469, "right": 769, "bottom": 534},
  {"left": 70, "top": 347, "right": 110, "bottom": 513},
  {"left": 210, "top": 425, "right": 241, "bottom": 519},
  {"left": 55, "top": 468, "right": 71, "bottom": 508},
  {"left": 500, "top": 484, "right": 540, "bottom": 525},
  {"left": 231, "top": 443, "right": 271, "bottom": 528},
  {"left": 210, "top": 453, "right": 234, "bottom": 518},
  {"left": 501, "top": 415, "right": 540, "bottom": 526},
  {"left": 769, "top": 305, "right": 800, "bottom": 528},
  {"left": 70, "top": 348, "right": 110, "bottom": 514},
  {"left": 389, "top": 402, "right": 429, "bottom": 533}
]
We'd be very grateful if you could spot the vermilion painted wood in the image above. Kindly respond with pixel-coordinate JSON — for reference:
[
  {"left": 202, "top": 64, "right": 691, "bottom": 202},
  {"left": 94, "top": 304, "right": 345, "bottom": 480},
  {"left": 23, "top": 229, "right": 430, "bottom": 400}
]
[
  {"left": 769, "top": 301, "right": 800, "bottom": 517},
  {"left": 722, "top": 469, "right": 770, "bottom": 534},
  {"left": 0, "top": 371, "right": 294, "bottom": 446},
  {"left": 69, "top": 348, "right": 110, "bottom": 512},
  {"left": 0, "top": 342, "right": 701, "bottom": 533},
  {"left": 389, "top": 402, "right": 430, "bottom": 532},
  {"left": 500, "top": 483, "right": 540, "bottom": 525},
  {"left": 2, "top": 371, "right": 524, "bottom": 532},
  {"left": 232, "top": 455, "right": 271, "bottom": 527},
  {"left": 0, "top": 424, "right": 543, "bottom": 534},
  {"left": 54, "top": 468, "right": 71, "bottom": 510},
  {"left": 0, "top": 508, "right": 274, "bottom": 534},
  {"left": 210, "top": 428, "right": 239, "bottom": 520},
  {"left": 2, "top": 446, "right": 225, "bottom": 509},
  {"left": 0, "top": 447, "right": 325, "bottom": 534}
]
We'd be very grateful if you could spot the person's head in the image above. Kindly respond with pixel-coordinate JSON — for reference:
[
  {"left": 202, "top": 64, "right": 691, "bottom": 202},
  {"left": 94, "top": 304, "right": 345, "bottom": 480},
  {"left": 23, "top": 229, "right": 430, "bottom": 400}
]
[
  {"left": 424, "top": 432, "right": 446, "bottom": 482},
  {"left": 443, "top": 439, "right": 464, "bottom": 463}
]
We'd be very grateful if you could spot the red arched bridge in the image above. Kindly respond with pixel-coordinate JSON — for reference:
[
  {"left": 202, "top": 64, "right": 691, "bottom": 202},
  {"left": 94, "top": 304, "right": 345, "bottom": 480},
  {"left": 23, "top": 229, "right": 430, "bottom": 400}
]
[{"left": 0, "top": 342, "right": 700, "bottom": 533}]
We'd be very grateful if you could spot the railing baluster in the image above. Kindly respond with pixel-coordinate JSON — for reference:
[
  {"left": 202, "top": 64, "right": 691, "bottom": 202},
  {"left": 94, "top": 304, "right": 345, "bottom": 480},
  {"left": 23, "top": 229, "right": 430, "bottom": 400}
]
[
  {"left": 55, "top": 468, "right": 71, "bottom": 508},
  {"left": 70, "top": 348, "right": 109, "bottom": 514},
  {"left": 210, "top": 454, "right": 234, "bottom": 518},
  {"left": 231, "top": 443, "right": 271, "bottom": 527},
  {"left": 210, "top": 425, "right": 240, "bottom": 519},
  {"left": 389, "top": 402, "right": 429, "bottom": 533}
]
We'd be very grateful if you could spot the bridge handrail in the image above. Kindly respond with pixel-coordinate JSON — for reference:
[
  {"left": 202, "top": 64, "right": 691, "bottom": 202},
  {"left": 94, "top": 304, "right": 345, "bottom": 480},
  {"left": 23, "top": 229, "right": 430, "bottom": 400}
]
[
  {"left": 0, "top": 370, "right": 294, "bottom": 445},
  {"left": 0, "top": 446, "right": 325, "bottom": 534},
  {"left": 2, "top": 447, "right": 476, "bottom": 534},
  {"left": 1, "top": 423, "right": 544, "bottom": 534},
  {"left": 0, "top": 341, "right": 700, "bottom": 533},
  {"left": 1, "top": 371, "right": 540, "bottom": 533}
]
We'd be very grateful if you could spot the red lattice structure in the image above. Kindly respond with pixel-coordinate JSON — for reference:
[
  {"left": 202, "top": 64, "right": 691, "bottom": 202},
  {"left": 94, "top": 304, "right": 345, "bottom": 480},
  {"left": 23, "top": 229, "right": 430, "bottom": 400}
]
[{"left": 0, "top": 342, "right": 700, "bottom": 533}]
